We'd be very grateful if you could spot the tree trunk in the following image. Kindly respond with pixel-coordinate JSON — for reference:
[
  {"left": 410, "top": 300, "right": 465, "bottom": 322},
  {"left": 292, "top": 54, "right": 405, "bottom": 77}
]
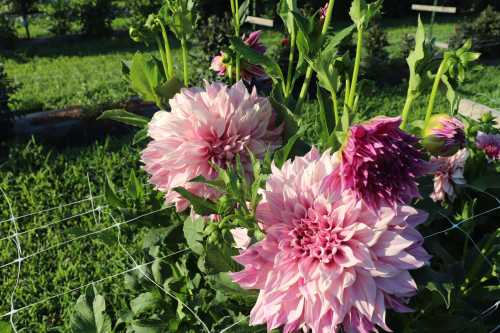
[{"left": 22, "top": 15, "right": 30, "bottom": 39}]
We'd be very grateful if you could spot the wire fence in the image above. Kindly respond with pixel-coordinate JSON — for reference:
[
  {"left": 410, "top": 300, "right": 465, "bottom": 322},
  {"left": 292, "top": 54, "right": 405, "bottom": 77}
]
[{"left": 0, "top": 177, "right": 499, "bottom": 332}]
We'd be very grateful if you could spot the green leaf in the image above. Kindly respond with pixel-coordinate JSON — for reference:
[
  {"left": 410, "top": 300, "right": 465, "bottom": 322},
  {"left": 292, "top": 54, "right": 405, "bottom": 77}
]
[
  {"left": 130, "top": 292, "right": 162, "bottom": 316},
  {"left": 131, "top": 319, "right": 168, "bottom": 333},
  {"left": 128, "top": 169, "right": 143, "bottom": 201},
  {"left": 173, "top": 187, "right": 218, "bottom": 216},
  {"left": 278, "top": 0, "right": 298, "bottom": 35},
  {"left": 273, "top": 131, "right": 303, "bottom": 168},
  {"left": 155, "top": 77, "right": 183, "bottom": 109},
  {"left": 321, "top": 25, "right": 355, "bottom": 57},
  {"left": 70, "top": 287, "right": 112, "bottom": 333},
  {"left": 470, "top": 167, "right": 500, "bottom": 190},
  {"left": 205, "top": 242, "right": 238, "bottom": 273},
  {"left": 104, "top": 174, "right": 125, "bottom": 208},
  {"left": 130, "top": 52, "right": 163, "bottom": 107},
  {"left": 231, "top": 38, "right": 285, "bottom": 84},
  {"left": 349, "top": 0, "right": 382, "bottom": 28},
  {"left": 97, "top": 109, "right": 149, "bottom": 128},
  {"left": 0, "top": 322, "right": 12, "bottom": 333},
  {"left": 133, "top": 128, "right": 149, "bottom": 145},
  {"left": 207, "top": 272, "right": 257, "bottom": 306},
  {"left": 406, "top": 16, "right": 433, "bottom": 98},
  {"left": 183, "top": 217, "right": 205, "bottom": 255},
  {"left": 414, "top": 266, "right": 454, "bottom": 309}
]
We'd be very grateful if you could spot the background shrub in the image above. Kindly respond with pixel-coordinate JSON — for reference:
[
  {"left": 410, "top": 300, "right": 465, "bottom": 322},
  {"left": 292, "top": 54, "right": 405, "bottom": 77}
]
[
  {"left": 0, "top": 15, "right": 17, "bottom": 48},
  {"left": 0, "top": 62, "right": 17, "bottom": 141},
  {"left": 76, "top": 0, "right": 115, "bottom": 37},
  {"left": 44, "top": 0, "right": 77, "bottom": 35},
  {"left": 126, "top": 0, "right": 163, "bottom": 27},
  {"left": 451, "top": 6, "right": 500, "bottom": 57}
]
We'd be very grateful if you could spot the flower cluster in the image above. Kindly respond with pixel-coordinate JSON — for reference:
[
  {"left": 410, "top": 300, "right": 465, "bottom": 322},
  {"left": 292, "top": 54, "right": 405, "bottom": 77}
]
[
  {"left": 232, "top": 149, "right": 430, "bottom": 333},
  {"left": 430, "top": 148, "right": 468, "bottom": 202},
  {"left": 141, "top": 81, "right": 281, "bottom": 211}
]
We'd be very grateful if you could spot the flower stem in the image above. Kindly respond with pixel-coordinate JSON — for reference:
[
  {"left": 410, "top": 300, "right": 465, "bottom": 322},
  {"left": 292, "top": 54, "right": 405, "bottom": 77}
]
[
  {"left": 156, "top": 36, "right": 169, "bottom": 80},
  {"left": 400, "top": 87, "right": 415, "bottom": 130},
  {"left": 181, "top": 37, "right": 189, "bottom": 86},
  {"left": 348, "top": 26, "right": 363, "bottom": 109},
  {"left": 285, "top": 32, "right": 296, "bottom": 98},
  {"left": 332, "top": 91, "right": 339, "bottom": 129},
  {"left": 295, "top": 0, "right": 335, "bottom": 113},
  {"left": 231, "top": 0, "right": 241, "bottom": 82},
  {"left": 158, "top": 21, "right": 174, "bottom": 79},
  {"left": 424, "top": 57, "right": 448, "bottom": 130}
]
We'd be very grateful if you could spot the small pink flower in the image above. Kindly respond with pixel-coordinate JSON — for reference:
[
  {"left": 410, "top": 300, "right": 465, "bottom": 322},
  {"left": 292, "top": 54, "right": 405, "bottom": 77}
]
[
  {"left": 232, "top": 148, "right": 430, "bottom": 333},
  {"left": 230, "top": 228, "right": 251, "bottom": 250},
  {"left": 422, "top": 114, "right": 465, "bottom": 156},
  {"left": 141, "top": 81, "right": 282, "bottom": 211},
  {"left": 211, "top": 30, "right": 268, "bottom": 81},
  {"left": 320, "top": 3, "right": 329, "bottom": 21},
  {"left": 476, "top": 131, "right": 500, "bottom": 161},
  {"left": 323, "top": 116, "right": 429, "bottom": 211},
  {"left": 430, "top": 148, "right": 468, "bottom": 202},
  {"left": 210, "top": 53, "right": 228, "bottom": 77}
]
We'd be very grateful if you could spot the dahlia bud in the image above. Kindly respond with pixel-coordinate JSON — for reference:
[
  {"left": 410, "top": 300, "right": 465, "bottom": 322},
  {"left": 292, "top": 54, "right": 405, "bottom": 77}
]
[{"left": 422, "top": 114, "right": 465, "bottom": 156}]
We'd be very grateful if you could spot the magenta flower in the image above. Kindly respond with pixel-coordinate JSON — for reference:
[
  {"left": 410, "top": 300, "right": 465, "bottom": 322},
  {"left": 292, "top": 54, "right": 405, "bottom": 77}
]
[
  {"left": 476, "top": 131, "right": 500, "bottom": 161},
  {"left": 430, "top": 148, "right": 468, "bottom": 202},
  {"left": 231, "top": 148, "right": 430, "bottom": 333},
  {"left": 323, "top": 116, "right": 429, "bottom": 211},
  {"left": 422, "top": 114, "right": 465, "bottom": 156},
  {"left": 141, "top": 81, "right": 282, "bottom": 211},
  {"left": 210, "top": 30, "right": 267, "bottom": 81}
]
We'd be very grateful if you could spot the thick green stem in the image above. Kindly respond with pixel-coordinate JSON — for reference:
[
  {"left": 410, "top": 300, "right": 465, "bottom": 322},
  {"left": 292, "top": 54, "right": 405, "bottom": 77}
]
[
  {"left": 295, "top": 0, "right": 335, "bottom": 113},
  {"left": 181, "top": 37, "right": 189, "bottom": 86},
  {"left": 285, "top": 32, "right": 296, "bottom": 97},
  {"left": 156, "top": 36, "right": 169, "bottom": 80},
  {"left": 424, "top": 58, "right": 448, "bottom": 130},
  {"left": 400, "top": 88, "right": 416, "bottom": 130},
  {"left": 348, "top": 26, "right": 363, "bottom": 108},
  {"left": 158, "top": 22, "right": 174, "bottom": 79},
  {"left": 332, "top": 92, "right": 339, "bottom": 129}
]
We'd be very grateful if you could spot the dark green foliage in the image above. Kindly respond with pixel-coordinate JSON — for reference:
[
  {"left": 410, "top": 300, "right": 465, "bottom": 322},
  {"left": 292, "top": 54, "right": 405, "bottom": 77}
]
[
  {"left": 0, "top": 14, "right": 17, "bottom": 49},
  {"left": 128, "top": 0, "right": 163, "bottom": 28},
  {"left": 195, "top": 14, "right": 233, "bottom": 63},
  {"left": 77, "top": 0, "right": 115, "bottom": 37},
  {"left": 0, "top": 62, "right": 16, "bottom": 141},
  {"left": 44, "top": 0, "right": 78, "bottom": 35},
  {"left": 451, "top": 6, "right": 500, "bottom": 57}
]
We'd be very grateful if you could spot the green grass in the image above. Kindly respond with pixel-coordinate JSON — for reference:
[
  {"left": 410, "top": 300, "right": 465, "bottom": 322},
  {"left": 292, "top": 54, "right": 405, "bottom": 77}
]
[{"left": 0, "top": 136, "right": 164, "bottom": 331}]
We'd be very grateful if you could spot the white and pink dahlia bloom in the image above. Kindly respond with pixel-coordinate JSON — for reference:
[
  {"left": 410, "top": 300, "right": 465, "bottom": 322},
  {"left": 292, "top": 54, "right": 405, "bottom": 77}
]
[
  {"left": 430, "top": 148, "right": 468, "bottom": 202},
  {"left": 141, "top": 81, "right": 282, "bottom": 211},
  {"left": 232, "top": 149, "right": 430, "bottom": 333}
]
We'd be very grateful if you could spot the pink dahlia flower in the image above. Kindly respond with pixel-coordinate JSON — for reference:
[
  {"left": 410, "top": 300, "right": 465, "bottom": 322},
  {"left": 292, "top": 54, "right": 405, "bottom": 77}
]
[
  {"left": 422, "top": 114, "right": 465, "bottom": 156},
  {"left": 141, "top": 81, "right": 282, "bottom": 211},
  {"left": 323, "top": 116, "right": 429, "bottom": 211},
  {"left": 430, "top": 148, "right": 468, "bottom": 202},
  {"left": 476, "top": 131, "right": 500, "bottom": 161},
  {"left": 232, "top": 148, "right": 430, "bottom": 333},
  {"left": 210, "top": 30, "right": 267, "bottom": 81}
]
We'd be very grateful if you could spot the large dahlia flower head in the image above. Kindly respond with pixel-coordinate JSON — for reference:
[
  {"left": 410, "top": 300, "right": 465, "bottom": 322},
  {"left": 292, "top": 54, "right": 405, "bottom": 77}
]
[
  {"left": 232, "top": 148, "right": 431, "bottom": 333},
  {"left": 141, "top": 81, "right": 282, "bottom": 211},
  {"left": 324, "top": 116, "right": 430, "bottom": 211}
]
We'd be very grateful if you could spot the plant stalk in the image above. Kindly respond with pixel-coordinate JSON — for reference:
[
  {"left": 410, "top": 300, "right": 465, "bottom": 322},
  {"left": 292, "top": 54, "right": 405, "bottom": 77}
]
[
  {"left": 158, "top": 22, "right": 174, "bottom": 79},
  {"left": 285, "top": 32, "right": 296, "bottom": 98},
  {"left": 348, "top": 26, "right": 363, "bottom": 108},
  {"left": 400, "top": 87, "right": 415, "bottom": 129},
  {"left": 181, "top": 37, "right": 189, "bottom": 86},
  {"left": 332, "top": 91, "right": 339, "bottom": 129},
  {"left": 424, "top": 57, "right": 448, "bottom": 130},
  {"left": 156, "top": 36, "right": 170, "bottom": 80},
  {"left": 295, "top": 0, "right": 335, "bottom": 113}
]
